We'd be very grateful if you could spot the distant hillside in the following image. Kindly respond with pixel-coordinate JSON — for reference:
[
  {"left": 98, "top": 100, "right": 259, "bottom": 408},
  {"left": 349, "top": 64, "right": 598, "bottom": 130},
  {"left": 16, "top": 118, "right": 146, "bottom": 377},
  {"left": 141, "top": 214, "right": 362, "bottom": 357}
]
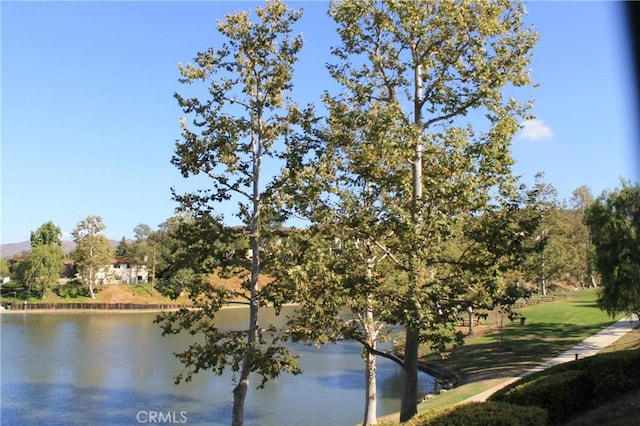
[
  {"left": 0, "top": 240, "right": 119, "bottom": 259},
  {"left": 0, "top": 242, "right": 31, "bottom": 258}
]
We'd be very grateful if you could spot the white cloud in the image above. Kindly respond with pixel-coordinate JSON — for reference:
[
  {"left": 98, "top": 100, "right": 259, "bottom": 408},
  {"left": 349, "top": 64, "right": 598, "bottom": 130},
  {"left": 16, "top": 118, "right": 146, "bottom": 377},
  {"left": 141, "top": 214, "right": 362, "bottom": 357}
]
[{"left": 519, "top": 118, "right": 554, "bottom": 141}]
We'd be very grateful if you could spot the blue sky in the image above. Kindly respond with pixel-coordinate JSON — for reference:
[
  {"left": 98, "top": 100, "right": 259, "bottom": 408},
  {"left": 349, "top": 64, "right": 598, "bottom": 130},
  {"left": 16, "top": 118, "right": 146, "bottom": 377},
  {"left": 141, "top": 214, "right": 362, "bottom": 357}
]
[{"left": 1, "top": 1, "right": 638, "bottom": 245}]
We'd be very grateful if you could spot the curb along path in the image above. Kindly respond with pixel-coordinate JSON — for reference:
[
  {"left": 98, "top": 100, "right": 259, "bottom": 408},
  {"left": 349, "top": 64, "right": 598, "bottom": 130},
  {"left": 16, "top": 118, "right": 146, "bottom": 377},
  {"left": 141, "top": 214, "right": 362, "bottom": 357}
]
[{"left": 460, "top": 316, "right": 640, "bottom": 404}]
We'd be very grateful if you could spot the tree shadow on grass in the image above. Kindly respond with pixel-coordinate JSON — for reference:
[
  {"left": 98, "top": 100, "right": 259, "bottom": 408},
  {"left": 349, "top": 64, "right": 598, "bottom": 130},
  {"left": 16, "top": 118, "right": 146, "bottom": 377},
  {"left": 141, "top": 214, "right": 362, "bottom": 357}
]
[
  {"left": 431, "top": 321, "right": 614, "bottom": 383},
  {"left": 569, "top": 300, "right": 600, "bottom": 308}
]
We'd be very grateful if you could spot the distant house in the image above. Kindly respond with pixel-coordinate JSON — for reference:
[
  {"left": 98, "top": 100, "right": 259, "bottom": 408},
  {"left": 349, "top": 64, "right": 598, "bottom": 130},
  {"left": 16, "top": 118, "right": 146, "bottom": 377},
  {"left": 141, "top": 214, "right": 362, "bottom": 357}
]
[
  {"left": 106, "top": 256, "right": 149, "bottom": 284},
  {"left": 66, "top": 257, "right": 149, "bottom": 284},
  {"left": 62, "top": 259, "right": 76, "bottom": 278}
]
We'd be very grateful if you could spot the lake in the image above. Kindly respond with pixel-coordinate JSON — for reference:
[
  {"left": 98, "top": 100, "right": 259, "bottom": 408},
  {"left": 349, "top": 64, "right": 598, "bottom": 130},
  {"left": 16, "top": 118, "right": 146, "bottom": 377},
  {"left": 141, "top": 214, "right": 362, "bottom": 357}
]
[{"left": 0, "top": 307, "right": 434, "bottom": 425}]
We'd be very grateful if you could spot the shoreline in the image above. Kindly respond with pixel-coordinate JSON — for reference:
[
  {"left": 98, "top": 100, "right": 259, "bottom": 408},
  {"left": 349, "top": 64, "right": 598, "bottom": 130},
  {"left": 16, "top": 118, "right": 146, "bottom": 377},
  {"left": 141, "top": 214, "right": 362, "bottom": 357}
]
[
  {"left": 0, "top": 308, "right": 183, "bottom": 314},
  {"left": 0, "top": 302, "right": 189, "bottom": 314},
  {"left": 0, "top": 302, "right": 298, "bottom": 314}
]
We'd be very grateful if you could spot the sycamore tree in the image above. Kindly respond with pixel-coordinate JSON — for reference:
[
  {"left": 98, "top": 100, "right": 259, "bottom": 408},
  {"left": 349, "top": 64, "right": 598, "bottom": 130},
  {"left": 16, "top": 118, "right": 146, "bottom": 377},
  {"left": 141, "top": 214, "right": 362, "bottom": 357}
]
[
  {"left": 273, "top": 98, "right": 410, "bottom": 425},
  {"left": 541, "top": 185, "right": 598, "bottom": 290},
  {"left": 131, "top": 224, "right": 155, "bottom": 285},
  {"left": 155, "top": 2, "right": 313, "bottom": 424},
  {"left": 520, "top": 175, "right": 559, "bottom": 294},
  {"left": 155, "top": 213, "right": 245, "bottom": 296},
  {"left": 569, "top": 185, "right": 597, "bottom": 288},
  {"left": 137, "top": 223, "right": 164, "bottom": 287},
  {"left": 456, "top": 186, "right": 542, "bottom": 336},
  {"left": 544, "top": 185, "right": 597, "bottom": 289},
  {"left": 519, "top": 180, "right": 598, "bottom": 292},
  {"left": 15, "top": 221, "right": 64, "bottom": 298},
  {"left": 71, "top": 215, "right": 113, "bottom": 299},
  {"left": 321, "top": 1, "right": 537, "bottom": 421},
  {"left": 585, "top": 181, "right": 640, "bottom": 320}
]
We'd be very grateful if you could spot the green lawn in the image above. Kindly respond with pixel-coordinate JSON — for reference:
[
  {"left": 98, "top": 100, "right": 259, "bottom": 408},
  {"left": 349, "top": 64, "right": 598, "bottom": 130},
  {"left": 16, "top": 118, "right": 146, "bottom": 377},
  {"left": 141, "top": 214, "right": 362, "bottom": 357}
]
[
  {"left": 439, "top": 291, "right": 619, "bottom": 383},
  {"left": 379, "top": 289, "right": 624, "bottom": 422}
]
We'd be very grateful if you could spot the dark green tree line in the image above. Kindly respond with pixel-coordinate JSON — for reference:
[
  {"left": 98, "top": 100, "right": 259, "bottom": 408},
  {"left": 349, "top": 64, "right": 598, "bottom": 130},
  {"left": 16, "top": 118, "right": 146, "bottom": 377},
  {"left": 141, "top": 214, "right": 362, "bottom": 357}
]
[{"left": 585, "top": 181, "right": 640, "bottom": 319}]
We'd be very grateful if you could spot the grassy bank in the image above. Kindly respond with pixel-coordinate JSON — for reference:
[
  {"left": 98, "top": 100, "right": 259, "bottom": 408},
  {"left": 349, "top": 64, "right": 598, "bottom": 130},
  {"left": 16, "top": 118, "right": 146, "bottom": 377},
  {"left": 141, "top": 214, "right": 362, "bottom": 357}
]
[
  {"left": 0, "top": 282, "right": 190, "bottom": 306},
  {"left": 379, "top": 289, "right": 639, "bottom": 423}
]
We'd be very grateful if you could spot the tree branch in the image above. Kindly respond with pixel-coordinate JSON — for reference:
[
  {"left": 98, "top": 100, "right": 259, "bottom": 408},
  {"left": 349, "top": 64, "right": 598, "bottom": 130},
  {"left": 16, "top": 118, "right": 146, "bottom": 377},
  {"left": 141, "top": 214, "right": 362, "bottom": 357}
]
[
  {"left": 373, "top": 239, "right": 410, "bottom": 272},
  {"left": 197, "top": 166, "right": 252, "bottom": 199},
  {"left": 356, "top": 337, "right": 407, "bottom": 368},
  {"left": 423, "top": 94, "right": 481, "bottom": 130}
]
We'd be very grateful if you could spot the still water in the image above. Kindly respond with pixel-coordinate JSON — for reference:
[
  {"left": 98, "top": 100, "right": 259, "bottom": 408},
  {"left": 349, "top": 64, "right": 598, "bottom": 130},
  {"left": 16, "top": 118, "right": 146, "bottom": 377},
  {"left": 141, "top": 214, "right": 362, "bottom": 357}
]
[{"left": 1, "top": 307, "right": 434, "bottom": 425}]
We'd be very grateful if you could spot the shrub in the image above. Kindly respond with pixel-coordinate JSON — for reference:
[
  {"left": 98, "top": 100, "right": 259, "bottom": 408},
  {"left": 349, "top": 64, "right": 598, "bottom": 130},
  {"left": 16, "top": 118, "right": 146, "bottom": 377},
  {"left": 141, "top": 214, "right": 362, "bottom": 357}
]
[
  {"left": 69, "top": 285, "right": 80, "bottom": 298},
  {"left": 55, "top": 285, "right": 69, "bottom": 298},
  {"left": 581, "top": 350, "right": 640, "bottom": 403},
  {"left": 489, "top": 349, "right": 640, "bottom": 424},
  {"left": 490, "top": 370, "right": 590, "bottom": 425},
  {"left": 54, "top": 280, "right": 98, "bottom": 299},
  {"left": 407, "top": 401, "right": 548, "bottom": 426}
]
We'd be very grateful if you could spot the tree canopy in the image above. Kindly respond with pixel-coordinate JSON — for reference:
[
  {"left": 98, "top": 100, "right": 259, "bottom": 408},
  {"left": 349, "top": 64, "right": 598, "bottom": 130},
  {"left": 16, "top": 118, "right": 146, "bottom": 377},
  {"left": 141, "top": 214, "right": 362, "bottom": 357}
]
[
  {"left": 30, "top": 221, "right": 62, "bottom": 247},
  {"left": 71, "top": 215, "right": 114, "bottom": 299},
  {"left": 585, "top": 181, "right": 640, "bottom": 319},
  {"left": 317, "top": 0, "right": 538, "bottom": 420},
  {"left": 14, "top": 221, "right": 64, "bottom": 298},
  {"left": 157, "top": 2, "right": 311, "bottom": 424},
  {"left": 151, "top": 0, "right": 609, "bottom": 423}
]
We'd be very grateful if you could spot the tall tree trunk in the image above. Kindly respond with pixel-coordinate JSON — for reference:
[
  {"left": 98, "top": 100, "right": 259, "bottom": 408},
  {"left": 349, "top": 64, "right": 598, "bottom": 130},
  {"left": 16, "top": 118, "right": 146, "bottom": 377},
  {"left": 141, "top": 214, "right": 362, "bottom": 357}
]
[
  {"left": 541, "top": 246, "right": 547, "bottom": 296},
  {"left": 400, "top": 328, "right": 419, "bottom": 422},
  {"left": 152, "top": 249, "right": 156, "bottom": 286},
  {"left": 232, "top": 367, "right": 249, "bottom": 426},
  {"left": 467, "top": 306, "right": 474, "bottom": 336},
  {"left": 363, "top": 254, "right": 378, "bottom": 425},
  {"left": 89, "top": 245, "right": 96, "bottom": 298},
  {"left": 232, "top": 132, "right": 262, "bottom": 426},
  {"left": 232, "top": 244, "right": 259, "bottom": 426},
  {"left": 232, "top": 305, "right": 256, "bottom": 426},
  {"left": 88, "top": 266, "right": 96, "bottom": 299},
  {"left": 400, "top": 58, "right": 423, "bottom": 423},
  {"left": 363, "top": 340, "right": 377, "bottom": 425}
]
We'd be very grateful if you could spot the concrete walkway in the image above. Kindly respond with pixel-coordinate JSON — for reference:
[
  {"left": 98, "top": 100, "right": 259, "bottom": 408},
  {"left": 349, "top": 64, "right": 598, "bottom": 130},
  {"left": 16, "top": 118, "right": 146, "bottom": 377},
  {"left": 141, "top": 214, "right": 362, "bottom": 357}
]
[{"left": 461, "top": 316, "right": 640, "bottom": 404}]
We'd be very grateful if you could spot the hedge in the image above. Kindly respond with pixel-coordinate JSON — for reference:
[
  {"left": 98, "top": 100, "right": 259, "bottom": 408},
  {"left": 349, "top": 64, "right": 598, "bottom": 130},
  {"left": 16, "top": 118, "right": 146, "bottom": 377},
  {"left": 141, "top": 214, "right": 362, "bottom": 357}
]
[
  {"left": 406, "top": 401, "right": 548, "bottom": 426},
  {"left": 488, "top": 349, "right": 640, "bottom": 425}
]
